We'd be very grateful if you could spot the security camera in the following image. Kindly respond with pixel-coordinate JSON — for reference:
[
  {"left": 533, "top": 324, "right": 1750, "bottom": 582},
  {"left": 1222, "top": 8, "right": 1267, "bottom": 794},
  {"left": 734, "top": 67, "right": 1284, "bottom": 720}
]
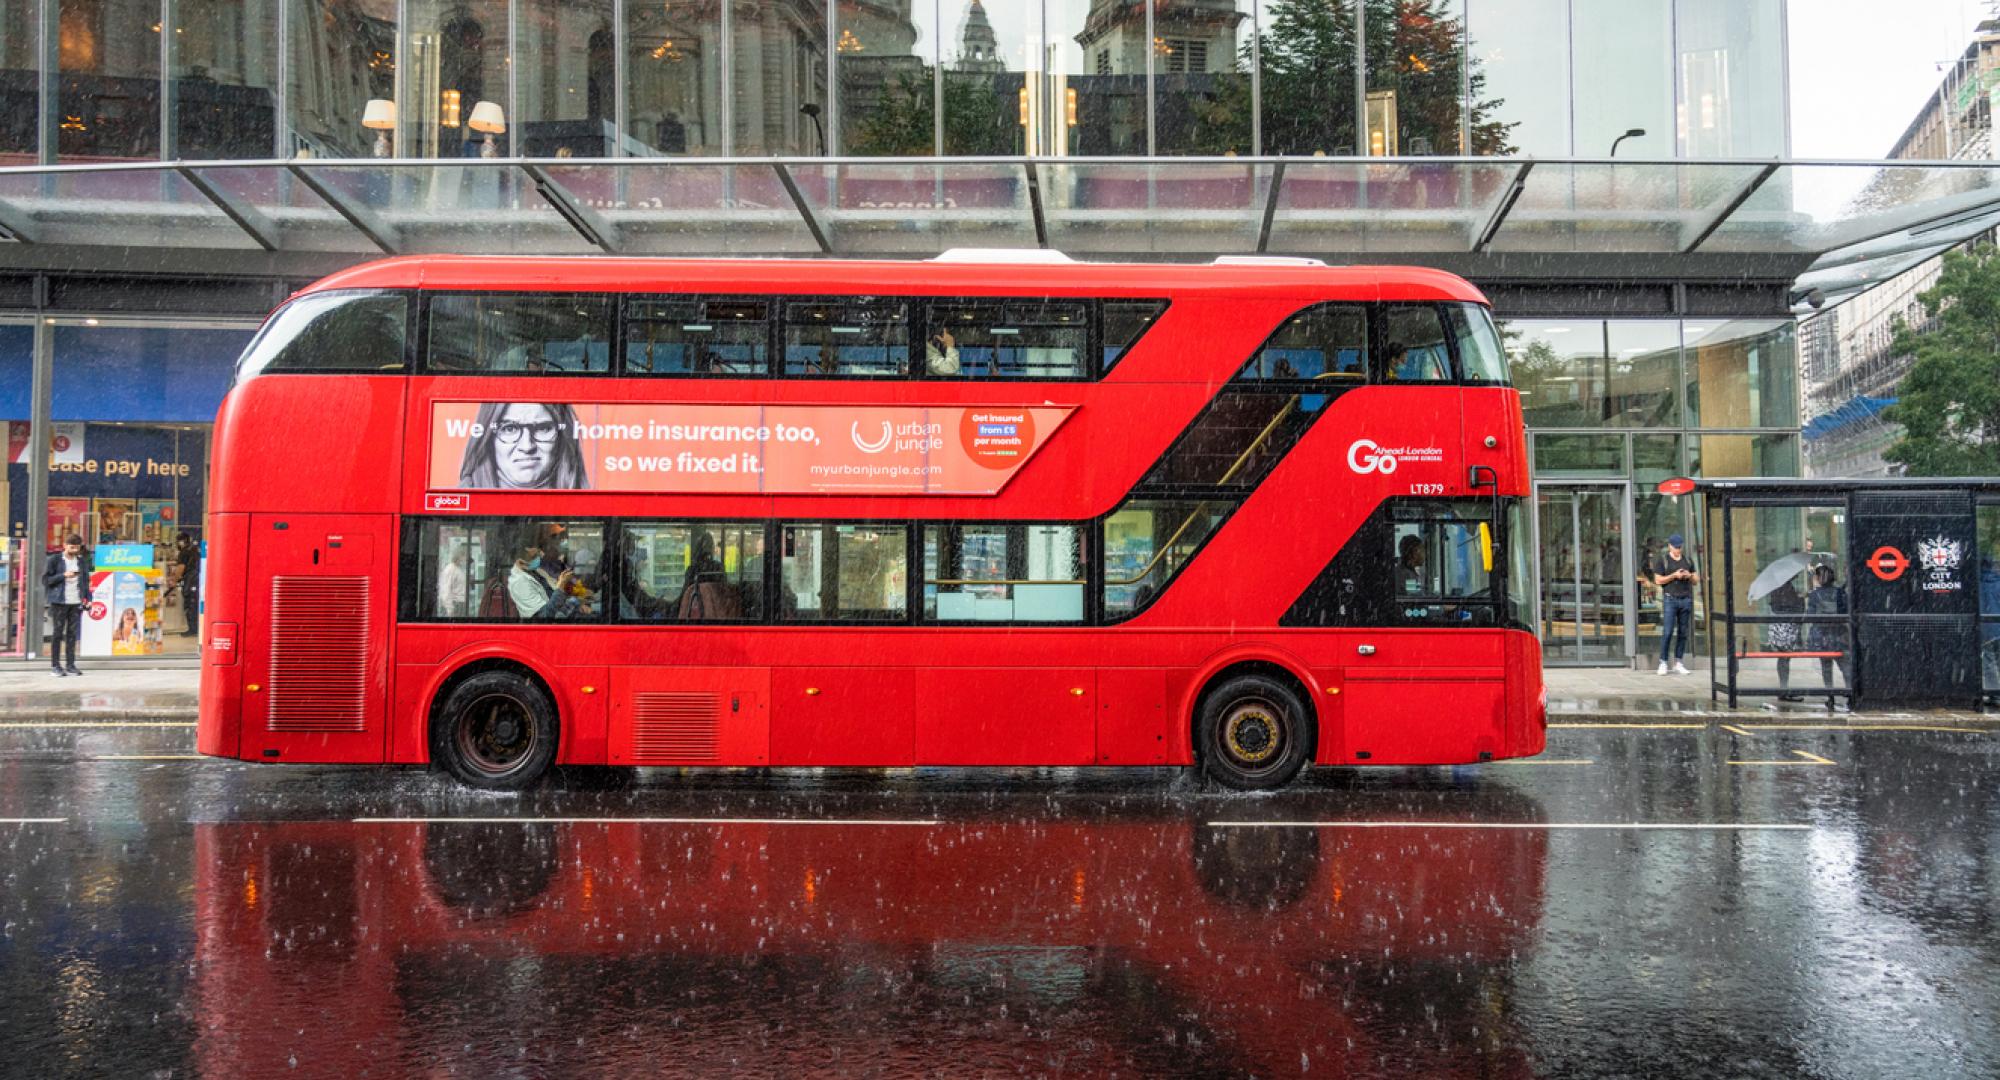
[{"left": 1788, "top": 286, "right": 1826, "bottom": 309}]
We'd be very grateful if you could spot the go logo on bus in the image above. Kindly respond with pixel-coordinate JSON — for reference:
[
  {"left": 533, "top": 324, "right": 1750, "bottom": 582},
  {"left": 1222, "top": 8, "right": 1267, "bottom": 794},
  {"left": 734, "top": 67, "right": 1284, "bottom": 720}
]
[{"left": 1347, "top": 438, "right": 1398, "bottom": 474}]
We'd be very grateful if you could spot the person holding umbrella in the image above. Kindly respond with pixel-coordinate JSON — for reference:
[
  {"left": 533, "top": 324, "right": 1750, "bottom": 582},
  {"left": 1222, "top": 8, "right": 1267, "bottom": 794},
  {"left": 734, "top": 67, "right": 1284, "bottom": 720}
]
[{"left": 1747, "top": 550, "right": 1817, "bottom": 702}]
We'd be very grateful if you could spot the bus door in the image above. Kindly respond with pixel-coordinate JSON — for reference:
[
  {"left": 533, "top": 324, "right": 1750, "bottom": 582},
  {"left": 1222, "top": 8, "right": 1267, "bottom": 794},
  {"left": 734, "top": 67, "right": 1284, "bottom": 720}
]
[{"left": 239, "top": 513, "right": 394, "bottom": 763}]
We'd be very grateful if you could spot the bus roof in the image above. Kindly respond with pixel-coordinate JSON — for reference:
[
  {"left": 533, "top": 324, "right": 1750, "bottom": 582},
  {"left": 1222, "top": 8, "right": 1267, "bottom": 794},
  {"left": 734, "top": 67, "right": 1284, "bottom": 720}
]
[{"left": 300, "top": 255, "right": 1489, "bottom": 306}]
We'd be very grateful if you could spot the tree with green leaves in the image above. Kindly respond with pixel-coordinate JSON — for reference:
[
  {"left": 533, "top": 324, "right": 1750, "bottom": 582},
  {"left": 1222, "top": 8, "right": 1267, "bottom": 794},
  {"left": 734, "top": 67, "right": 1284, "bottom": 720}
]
[
  {"left": 845, "top": 67, "right": 1013, "bottom": 157},
  {"left": 1883, "top": 243, "right": 2000, "bottom": 476},
  {"left": 1254, "top": 0, "right": 1515, "bottom": 156}
]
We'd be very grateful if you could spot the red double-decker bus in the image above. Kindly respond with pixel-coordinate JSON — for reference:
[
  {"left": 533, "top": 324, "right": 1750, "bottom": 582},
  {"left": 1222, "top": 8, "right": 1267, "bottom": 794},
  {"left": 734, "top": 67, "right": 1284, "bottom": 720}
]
[{"left": 196, "top": 252, "right": 1544, "bottom": 790}]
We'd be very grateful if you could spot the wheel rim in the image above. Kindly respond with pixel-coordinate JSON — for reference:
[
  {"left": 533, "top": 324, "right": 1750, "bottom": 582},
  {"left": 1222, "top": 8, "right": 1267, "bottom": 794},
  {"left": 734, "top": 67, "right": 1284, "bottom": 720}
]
[
  {"left": 1220, "top": 699, "right": 1287, "bottom": 773},
  {"left": 455, "top": 692, "right": 538, "bottom": 777}
]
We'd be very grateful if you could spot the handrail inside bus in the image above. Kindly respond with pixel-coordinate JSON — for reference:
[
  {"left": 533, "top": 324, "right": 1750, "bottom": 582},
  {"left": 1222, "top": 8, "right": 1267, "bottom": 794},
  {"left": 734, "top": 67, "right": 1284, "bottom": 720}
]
[{"left": 1103, "top": 376, "right": 1339, "bottom": 588}]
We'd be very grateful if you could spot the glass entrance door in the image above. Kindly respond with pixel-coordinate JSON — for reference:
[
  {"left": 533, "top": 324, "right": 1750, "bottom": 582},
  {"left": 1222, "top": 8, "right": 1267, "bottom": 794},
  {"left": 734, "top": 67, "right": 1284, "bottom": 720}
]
[{"left": 1536, "top": 484, "right": 1632, "bottom": 665}]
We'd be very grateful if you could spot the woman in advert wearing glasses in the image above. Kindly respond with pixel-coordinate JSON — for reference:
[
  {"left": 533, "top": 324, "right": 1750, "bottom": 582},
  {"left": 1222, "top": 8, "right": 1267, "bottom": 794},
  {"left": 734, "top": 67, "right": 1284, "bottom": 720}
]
[{"left": 458, "top": 402, "right": 590, "bottom": 490}]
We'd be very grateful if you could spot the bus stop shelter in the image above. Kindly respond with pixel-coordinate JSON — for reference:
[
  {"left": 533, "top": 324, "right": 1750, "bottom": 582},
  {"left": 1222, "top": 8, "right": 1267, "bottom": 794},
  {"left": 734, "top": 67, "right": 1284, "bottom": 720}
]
[{"left": 1679, "top": 477, "right": 2000, "bottom": 710}]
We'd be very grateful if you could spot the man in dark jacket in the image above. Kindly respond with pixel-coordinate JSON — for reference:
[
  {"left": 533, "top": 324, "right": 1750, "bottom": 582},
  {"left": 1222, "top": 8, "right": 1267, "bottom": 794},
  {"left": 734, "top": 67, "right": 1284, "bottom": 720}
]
[{"left": 42, "top": 534, "right": 93, "bottom": 676}]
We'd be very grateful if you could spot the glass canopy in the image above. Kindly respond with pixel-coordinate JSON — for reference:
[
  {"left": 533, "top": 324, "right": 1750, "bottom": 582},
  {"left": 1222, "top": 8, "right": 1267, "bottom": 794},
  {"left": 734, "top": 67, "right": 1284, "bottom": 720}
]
[{"left": 0, "top": 157, "right": 1991, "bottom": 307}]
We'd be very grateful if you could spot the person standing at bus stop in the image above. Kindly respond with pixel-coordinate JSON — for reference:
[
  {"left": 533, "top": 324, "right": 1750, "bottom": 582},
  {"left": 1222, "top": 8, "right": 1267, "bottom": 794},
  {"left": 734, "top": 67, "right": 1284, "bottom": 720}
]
[
  {"left": 42, "top": 534, "right": 94, "bottom": 677},
  {"left": 1651, "top": 533, "right": 1698, "bottom": 675}
]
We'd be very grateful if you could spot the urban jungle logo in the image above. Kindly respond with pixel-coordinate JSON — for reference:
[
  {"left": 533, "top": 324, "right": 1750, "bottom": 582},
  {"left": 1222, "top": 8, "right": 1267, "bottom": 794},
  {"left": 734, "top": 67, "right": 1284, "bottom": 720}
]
[
  {"left": 1347, "top": 438, "right": 1445, "bottom": 475},
  {"left": 1917, "top": 534, "right": 1963, "bottom": 594}
]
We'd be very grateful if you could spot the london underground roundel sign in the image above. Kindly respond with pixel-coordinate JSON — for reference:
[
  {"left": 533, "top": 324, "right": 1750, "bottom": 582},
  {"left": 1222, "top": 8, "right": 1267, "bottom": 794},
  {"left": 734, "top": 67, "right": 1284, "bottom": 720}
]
[{"left": 1870, "top": 546, "right": 1908, "bottom": 581}]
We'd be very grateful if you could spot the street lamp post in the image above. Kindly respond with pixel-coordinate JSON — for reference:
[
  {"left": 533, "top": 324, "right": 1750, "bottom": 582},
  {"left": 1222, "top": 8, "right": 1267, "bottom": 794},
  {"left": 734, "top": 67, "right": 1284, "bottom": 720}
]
[{"left": 1608, "top": 128, "right": 1647, "bottom": 156}]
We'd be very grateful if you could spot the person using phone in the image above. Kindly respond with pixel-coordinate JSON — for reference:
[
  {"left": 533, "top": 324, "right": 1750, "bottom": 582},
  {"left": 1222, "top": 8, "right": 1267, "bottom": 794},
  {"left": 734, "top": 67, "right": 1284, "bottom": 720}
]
[
  {"left": 41, "top": 533, "right": 93, "bottom": 676},
  {"left": 1650, "top": 532, "right": 1699, "bottom": 676}
]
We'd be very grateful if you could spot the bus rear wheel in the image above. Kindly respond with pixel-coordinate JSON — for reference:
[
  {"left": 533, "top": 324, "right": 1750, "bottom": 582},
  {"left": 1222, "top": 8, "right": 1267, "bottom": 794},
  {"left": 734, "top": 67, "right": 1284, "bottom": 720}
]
[
  {"left": 1197, "top": 674, "right": 1311, "bottom": 791},
  {"left": 432, "top": 671, "right": 559, "bottom": 791}
]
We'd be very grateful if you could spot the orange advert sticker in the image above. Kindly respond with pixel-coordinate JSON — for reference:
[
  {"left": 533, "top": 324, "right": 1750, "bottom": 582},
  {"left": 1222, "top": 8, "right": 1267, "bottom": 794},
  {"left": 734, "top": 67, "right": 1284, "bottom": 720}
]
[{"left": 429, "top": 401, "right": 1075, "bottom": 495}]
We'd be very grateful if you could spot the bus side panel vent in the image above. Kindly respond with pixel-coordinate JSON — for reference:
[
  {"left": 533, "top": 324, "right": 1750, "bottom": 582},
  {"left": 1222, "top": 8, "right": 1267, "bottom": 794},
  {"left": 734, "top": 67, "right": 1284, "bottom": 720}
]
[
  {"left": 266, "top": 575, "right": 371, "bottom": 733},
  {"left": 631, "top": 692, "right": 722, "bottom": 764}
]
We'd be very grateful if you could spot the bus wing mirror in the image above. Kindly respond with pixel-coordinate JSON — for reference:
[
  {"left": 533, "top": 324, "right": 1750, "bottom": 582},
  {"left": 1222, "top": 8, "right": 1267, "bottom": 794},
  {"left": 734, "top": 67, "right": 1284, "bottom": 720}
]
[{"left": 1479, "top": 521, "right": 1494, "bottom": 573}]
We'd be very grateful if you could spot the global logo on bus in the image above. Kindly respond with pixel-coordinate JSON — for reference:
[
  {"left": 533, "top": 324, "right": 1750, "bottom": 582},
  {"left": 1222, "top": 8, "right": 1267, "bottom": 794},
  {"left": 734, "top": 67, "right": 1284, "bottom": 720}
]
[{"left": 1347, "top": 438, "right": 1444, "bottom": 475}]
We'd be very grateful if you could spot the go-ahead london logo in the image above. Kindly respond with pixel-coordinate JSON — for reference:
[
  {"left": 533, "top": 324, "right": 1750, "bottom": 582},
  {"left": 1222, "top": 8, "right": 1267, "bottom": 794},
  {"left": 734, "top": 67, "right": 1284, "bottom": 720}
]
[{"left": 1347, "top": 438, "right": 1445, "bottom": 475}]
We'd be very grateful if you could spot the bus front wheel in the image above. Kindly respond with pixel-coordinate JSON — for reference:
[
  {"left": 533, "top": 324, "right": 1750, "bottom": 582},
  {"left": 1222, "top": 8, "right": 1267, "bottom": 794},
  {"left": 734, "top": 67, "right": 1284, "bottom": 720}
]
[
  {"left": 1197, "top": 674, "right": 1311, "bottom": 791},
  {"left": 431, "top": 671, "right": 559, "bottom": 791}
]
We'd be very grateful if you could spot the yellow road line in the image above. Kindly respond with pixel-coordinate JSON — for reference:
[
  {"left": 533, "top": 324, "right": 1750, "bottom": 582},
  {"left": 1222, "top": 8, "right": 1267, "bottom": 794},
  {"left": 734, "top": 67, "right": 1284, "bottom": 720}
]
[
  {"left": 0, "top": 721, "right": 196, "bottom": 729},
  {"left": 1729, "top": 749, "right": 1838, "bottom": 766},
  {"left": 1720, "top": 724, "right": 1756, "bottom": 737}
]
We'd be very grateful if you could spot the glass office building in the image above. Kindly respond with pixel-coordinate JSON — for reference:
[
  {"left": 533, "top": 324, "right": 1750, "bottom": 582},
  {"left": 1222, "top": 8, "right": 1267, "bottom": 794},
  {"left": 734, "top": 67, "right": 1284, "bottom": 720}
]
[{"left": 0, "top": 0, "right": 1869, "bottom": 665}]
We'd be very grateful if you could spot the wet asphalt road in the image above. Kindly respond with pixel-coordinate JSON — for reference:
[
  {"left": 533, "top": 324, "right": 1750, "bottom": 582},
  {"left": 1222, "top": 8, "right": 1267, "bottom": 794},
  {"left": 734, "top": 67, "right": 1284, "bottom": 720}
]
[{"left": 2, "top": 719, "right": 1998, "bottom": 1078}]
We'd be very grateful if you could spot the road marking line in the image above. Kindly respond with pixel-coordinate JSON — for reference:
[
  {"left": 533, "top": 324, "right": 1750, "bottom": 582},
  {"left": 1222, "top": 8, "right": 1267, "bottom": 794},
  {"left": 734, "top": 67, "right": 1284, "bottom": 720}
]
[
  {"left": 1721, "top": 724, "right": 1757, "bottom": 737},
  {"left": 1205, "top": 821, "right": 1810, "bottom": 831},
  {"left": 1548, "top": 723, "right": 1706, "bottom": 729},
  {"left": 353, "top": 816, "right": 943, "bottom": 826},
  {"left": 1492, "top": 758, "right": 1595, "bottom": 765},
  {"left": 0, "top": 818, "right": 67, "bottom": 824},
  {"left": 1729, "top": 749, "right": 1838, "bottom": 766},
  {"left": 89, "top": 754, "right": 207, "bottom": 761},
  {"left": 0, "top": 722, "right": 197, "bottom": 729},
  {"left": 1741, "top": 725, "right": 1996, "bottom": 734}
]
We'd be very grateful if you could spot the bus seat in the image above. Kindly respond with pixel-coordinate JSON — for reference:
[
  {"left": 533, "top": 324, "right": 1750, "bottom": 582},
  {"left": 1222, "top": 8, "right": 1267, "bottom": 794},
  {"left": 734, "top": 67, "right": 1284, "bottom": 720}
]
[{"left": 480, "top": 576, "right": 518, "bottom": 619}]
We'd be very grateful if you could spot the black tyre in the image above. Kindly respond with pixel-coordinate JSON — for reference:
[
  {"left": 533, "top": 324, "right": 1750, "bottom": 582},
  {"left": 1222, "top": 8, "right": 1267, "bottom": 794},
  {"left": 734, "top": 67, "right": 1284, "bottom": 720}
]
[
  {"left": 1196, "top": 673, "right": 1313, "bottom": 791},
  {"left": 431, "top": 670, "right": 559, "bottom": 791}
]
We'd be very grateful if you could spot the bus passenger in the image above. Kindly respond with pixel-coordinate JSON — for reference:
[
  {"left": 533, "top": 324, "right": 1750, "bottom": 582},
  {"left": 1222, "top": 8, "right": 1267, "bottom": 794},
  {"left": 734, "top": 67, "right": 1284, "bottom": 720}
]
[
  {"left": 436, "top": 542, "right": 470, "bottom": 617},
  {"left": 677, "top": 530, "right": 740, "bottom": 620},
  {"left": 508, "top": 541, "right": 583, "bottom": 620},
  {"left": 458, "top": 402, "right": 589, "bottom": 490},
  {"left": 924, "top": 328, "right": 960, "bottom": 375}
]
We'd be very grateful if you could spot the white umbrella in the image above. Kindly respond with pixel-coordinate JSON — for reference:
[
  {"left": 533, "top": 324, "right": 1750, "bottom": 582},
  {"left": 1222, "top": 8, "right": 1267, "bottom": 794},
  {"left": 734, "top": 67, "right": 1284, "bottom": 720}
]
[{"left": 1747, "top": 552, "right": 1816, "bottom": 600}]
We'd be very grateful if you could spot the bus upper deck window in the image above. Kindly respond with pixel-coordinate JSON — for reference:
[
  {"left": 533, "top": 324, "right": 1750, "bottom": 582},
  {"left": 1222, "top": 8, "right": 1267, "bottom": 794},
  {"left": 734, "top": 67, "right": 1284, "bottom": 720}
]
[
  {"left": 626, "top": 297, "right": 771, "bottom": 376},
  {"left": 784, "top": 299, "right": 911, "bottom": 377},
  {"left": 922, "top": 300, "right": 1088, "bottom": 379},
  {"left": 1101, "top": 300, "right": 1167, "bottom": 372},
  {"left": 1239, "top": 304, "right": 1368, "bottom": 381},
  {"left": 1447, "top": 303, "right": 1510, "bottom": 385},
  {"left": 1380, "top": 305, "right": 1453, "bottom": 383},
  {"left": 233, "top": 289, "right": 409, "bottom": 381},
  {"left": 428, "top": 294, "right": 614, "bottom": 374}
]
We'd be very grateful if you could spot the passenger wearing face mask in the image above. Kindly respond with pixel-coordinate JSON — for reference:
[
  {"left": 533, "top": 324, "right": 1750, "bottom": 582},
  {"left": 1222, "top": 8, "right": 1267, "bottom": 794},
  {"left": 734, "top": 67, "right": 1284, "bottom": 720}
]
[{"left": 507, "top": 539, "right": 582, "bottom": 620}]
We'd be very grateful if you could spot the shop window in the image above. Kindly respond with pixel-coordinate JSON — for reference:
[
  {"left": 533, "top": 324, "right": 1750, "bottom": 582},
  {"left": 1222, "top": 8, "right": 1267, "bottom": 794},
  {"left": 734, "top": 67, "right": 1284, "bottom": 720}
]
[
  {"left": 924, "top": 524, "right": 1084, "bottom": 622},
  {"left": 625, "top": 297, "right": 771, "bottom": 376},
  {"left": 920, "top": 300, "right": 1088, "bottom": 379},
  {"left": 779, "top": 524, "right": 908, "bottom": 621},
  {"left": 783, "top": 300, "right": 911, "bottom": 377},
  {"left": 427, "top": 295, "right": 614, "bottom": 374},
  {"left": 235, "top": 290, "right": 409, "bottom": 379},
  {"left": 1101, "top": 300, "right": 1168, "bottom": 371},
  {"left": 617, "top": 521, "right": 765, "bottom": 621},
  {"left": 410, "top": 518, "right": 605, "bottom": 622}
]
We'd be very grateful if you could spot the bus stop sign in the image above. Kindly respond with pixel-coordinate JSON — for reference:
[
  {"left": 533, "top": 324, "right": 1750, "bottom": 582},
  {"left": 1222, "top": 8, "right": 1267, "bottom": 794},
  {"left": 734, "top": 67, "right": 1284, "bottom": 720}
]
[{"left": 1869, "top": 546, "right": 1908, "bottom": 581}]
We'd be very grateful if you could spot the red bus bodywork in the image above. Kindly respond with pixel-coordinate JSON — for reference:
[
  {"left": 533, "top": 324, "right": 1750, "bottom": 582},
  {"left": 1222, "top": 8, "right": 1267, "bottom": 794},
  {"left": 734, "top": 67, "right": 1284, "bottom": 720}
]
[{"left": 197, "top": 256, "right": 1545, "bottom": 774}]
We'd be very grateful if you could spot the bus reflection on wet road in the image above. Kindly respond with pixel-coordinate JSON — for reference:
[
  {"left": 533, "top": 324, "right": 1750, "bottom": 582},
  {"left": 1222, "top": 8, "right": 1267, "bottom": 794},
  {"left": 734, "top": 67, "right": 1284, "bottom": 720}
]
[{"left": 2, "top": 723, "right": 1997, "bottom": 1077}]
